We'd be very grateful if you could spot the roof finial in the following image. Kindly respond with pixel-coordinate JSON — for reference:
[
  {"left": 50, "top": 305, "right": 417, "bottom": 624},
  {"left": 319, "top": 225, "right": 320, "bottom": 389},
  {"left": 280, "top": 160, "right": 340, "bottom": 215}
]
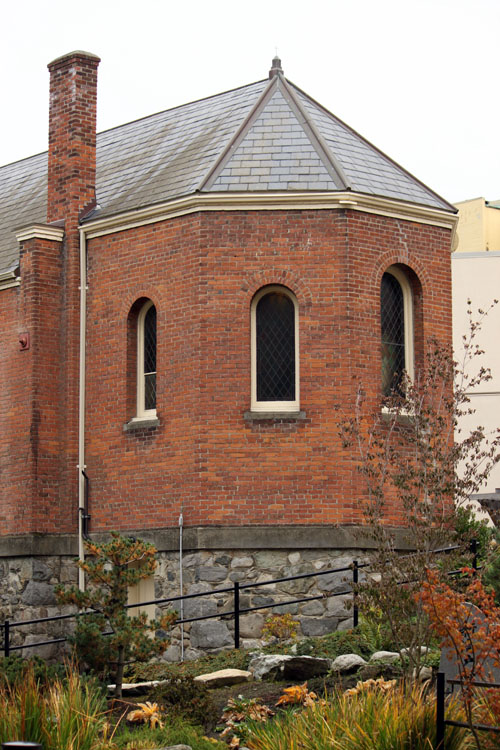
[{"left": 269, "top": 54, "right": 283, "bottom": 79}]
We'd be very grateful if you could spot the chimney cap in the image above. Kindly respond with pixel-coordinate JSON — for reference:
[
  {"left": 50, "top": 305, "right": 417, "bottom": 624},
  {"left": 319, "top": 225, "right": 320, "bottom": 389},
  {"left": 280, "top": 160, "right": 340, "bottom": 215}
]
[
  {"left": 48, "top": 50, "right": 101, "bottom": 69},
  {"left": 269, "top": 55, "right": 283, "bottom": 79}
]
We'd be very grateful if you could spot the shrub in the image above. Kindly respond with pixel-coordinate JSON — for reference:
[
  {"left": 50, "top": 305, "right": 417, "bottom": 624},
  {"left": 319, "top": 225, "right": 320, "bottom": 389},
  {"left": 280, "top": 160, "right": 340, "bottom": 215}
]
[
  {"left": 112, "top": 716, "right": 225, "bottom": 750},
  {"left": 0, "top": 655, "right": 66, "bottom": 689},
  {"left": 151, "top": 675, "right": 218, "bottom": 731},
  {"left": 262, "top": 614, "right": 299, "bottom": 643}
]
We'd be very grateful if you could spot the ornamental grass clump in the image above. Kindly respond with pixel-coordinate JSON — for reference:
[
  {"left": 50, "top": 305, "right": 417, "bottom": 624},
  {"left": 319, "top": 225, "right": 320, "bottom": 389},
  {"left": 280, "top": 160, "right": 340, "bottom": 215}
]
[
  {"left": 245, "top": 681, "right": 468, "bottom": 750},
  {"left": 0, "top": 664, "right": 108, "bottom": 750}
]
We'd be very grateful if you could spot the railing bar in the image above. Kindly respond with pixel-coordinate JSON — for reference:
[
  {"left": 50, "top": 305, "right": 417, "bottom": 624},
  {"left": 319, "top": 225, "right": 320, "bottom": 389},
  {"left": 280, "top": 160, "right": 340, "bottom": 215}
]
[
  {"left": 7, "top": 637, "right": 68, "bottom": 651},
  {"left": 239, "top": 566, "right": 354, "bottom": 589},
  {"left": 445, "top": 719, "right": 500, "bottom": 734},
  {"left": 447, "top": 678, "right": 500, "bottom": 688},
  {"left": 125, "top": 586, "right": 234, "bottom": 609}
]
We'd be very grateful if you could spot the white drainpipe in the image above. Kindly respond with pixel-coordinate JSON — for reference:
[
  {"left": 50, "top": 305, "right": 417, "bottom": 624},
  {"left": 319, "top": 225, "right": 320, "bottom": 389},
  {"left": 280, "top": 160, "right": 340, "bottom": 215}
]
[{"left": 78, "top": 227, "right": 88, "bottom": 590}]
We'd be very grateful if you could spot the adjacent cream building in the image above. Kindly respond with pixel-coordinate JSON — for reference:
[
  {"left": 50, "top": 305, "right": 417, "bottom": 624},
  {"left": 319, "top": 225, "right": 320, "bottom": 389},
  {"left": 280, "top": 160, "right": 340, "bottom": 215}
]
[{"left": 453, "top": 197, "right": 500, "bottom": 502}]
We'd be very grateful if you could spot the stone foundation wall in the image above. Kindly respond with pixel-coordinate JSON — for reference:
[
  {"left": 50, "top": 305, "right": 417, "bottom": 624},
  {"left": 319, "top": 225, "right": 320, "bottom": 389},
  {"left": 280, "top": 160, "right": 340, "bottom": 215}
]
[
  {"left": 0, "top": 526, "right": 414, "bottom": 661},
  {"left": 153, "top": 547, "right": 356, "bottom": 661}
]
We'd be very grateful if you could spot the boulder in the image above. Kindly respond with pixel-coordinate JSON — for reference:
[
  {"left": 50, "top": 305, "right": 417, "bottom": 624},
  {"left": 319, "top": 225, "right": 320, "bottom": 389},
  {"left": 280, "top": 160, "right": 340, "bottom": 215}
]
[
  {"left": 331, "top": 653, "right": 367, "bottom": 673},
  {"left": 108, "top": 680, "right": 165, "bottom": 695},
  {"left": 194, "top": 668, "right": 253, "bottom": 688},
  {"left": 370, "top": 651, "right": 401, "bottom": 664},
  {"left": 400, "top": 646, "right": 430, "bottom": 657},
  {"left": 248, "top": 653, "right": 331, "bottom": 681}
]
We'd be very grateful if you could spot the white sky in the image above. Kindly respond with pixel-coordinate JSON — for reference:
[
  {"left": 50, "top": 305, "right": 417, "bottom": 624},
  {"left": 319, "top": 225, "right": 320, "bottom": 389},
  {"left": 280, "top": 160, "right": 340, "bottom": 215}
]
[{"left": 1, "top": 0, "right": 499, "bottom": 205}]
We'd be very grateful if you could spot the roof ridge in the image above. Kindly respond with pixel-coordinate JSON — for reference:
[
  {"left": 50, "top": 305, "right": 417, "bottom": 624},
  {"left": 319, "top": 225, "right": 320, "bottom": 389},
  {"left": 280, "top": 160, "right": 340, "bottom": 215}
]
[
  {"left": 198, "top": 75, "right": 278, "bottom": 192},
  {"left": 278, "top": 76, "right": 350, "bottom": 190}
]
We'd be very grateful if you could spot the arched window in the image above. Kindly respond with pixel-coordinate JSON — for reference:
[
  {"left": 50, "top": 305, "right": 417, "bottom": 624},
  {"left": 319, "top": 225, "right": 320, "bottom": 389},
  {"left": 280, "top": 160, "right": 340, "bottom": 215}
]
[
  {"left": 137, "top": 300, "right": 157, "bottom": 417},
  {"left": 251, "top": 286, "right": 299, "bottom": 412},
  {"left": 380, "top": 266, "right": 414, "bottom": 396}
]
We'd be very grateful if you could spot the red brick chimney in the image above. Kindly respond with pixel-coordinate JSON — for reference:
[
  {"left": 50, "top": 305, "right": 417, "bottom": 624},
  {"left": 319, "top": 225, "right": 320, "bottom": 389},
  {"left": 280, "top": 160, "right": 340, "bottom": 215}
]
[{"left": 47, "top": 51, "right": 100, "bottom": 225}]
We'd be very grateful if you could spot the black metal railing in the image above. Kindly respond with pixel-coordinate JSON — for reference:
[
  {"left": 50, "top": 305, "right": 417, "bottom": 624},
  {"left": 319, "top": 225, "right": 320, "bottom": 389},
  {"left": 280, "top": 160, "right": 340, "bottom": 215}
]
[
  {"left": 0, "top": 540, "right": 475, "bottom": 657},
  {"left": 436, "top": 671, "right": 500, "bottom": 749}
]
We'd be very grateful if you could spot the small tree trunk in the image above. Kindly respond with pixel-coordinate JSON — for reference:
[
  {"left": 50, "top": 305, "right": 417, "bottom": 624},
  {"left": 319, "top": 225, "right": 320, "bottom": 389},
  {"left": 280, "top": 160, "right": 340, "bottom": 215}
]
[{"left": 114, "top": 645, "right": 125, "bottom": 698}]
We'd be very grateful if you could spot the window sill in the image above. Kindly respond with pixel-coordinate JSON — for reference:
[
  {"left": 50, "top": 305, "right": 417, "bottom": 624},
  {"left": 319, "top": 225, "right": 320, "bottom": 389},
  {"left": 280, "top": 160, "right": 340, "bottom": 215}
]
[
  {"left": 380, "top": 406, "right": 413, "bottom": 425},
  {"left": 123, "top": 416, "right": 160, "bottom": 432},
  {"left": 244, "top": 410, "right": 307, "bottom": 422}
]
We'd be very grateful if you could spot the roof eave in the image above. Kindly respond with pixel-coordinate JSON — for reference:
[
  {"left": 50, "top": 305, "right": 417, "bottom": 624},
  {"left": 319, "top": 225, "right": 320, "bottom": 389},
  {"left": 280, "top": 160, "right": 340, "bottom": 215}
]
[{"left": 80, "top": 189, "right": 458, "bottom": 241}]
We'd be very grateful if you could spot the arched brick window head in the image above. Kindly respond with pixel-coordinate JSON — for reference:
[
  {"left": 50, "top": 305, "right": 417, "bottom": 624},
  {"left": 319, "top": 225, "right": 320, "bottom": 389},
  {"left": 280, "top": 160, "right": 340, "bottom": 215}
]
[
  {"left": 381, "top": 266, "right": 414, "bottom": 396},
  {"left": 251, "top": 286, "right": 299, "bottom": 412},
  {"left": 137, "top": 301, "right": 157, "bottom": 417}
]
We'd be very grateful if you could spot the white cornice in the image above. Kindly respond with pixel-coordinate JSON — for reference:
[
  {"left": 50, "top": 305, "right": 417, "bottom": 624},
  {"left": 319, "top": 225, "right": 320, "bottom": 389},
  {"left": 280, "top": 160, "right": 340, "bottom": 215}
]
[
  {"left": 15, "top": 224, "right": 65, "bottom": 243},
  {"left": 82, "top": 192, "right": 458, "bottom": 240},
  {"left": 0, "top": 268, "right": 20, "bottom": 290}
]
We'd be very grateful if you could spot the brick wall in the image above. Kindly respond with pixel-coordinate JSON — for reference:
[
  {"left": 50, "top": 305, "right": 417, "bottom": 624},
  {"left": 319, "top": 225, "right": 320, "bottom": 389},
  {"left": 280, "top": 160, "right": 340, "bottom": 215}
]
[{"left": 80, "top": 207, "right": 452, "bottom": 531}]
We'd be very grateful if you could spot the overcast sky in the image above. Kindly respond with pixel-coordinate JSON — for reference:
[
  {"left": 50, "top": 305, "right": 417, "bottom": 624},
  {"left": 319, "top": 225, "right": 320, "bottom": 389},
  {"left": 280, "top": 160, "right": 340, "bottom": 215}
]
[{"left": 2, "top": 0, "right": 498, "bottom": 205}]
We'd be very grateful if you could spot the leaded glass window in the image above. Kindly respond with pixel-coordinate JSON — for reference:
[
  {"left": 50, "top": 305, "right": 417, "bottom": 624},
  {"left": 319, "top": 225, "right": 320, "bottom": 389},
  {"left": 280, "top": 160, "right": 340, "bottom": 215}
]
[
  {"left": 143, "top": 305, "right": 156, "bottom": 411},
  {"left": 252, "top": 286, "right": 299, "bottom": 411},
  {"left": 381, "top": 270, "right": 407, "bottom": 396},
  {"left": 137, "top": 300, "right": 157, "bottom": 416}
]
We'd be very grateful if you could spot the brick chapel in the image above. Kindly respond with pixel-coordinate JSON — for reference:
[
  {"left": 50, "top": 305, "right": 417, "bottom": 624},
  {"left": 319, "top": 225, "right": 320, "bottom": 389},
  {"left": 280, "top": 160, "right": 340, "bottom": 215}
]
[{"left": 0, "top": 52, "right": 457, "bottom": 642}]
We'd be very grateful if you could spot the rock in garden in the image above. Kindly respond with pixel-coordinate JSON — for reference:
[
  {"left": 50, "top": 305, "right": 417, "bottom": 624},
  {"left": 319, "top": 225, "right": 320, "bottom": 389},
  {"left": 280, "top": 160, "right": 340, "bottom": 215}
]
[
  {"left": 248, "top": 653, "right": 331, "bottom": 681},
  {"left": 331, "top": 653, "right": 367, "bottom": 673},
  {"left": 400, "top": 646, "right": 429, "bottom": 657},
  {"left": 370, "top": 651, "right": 400, "bottom": 664},
  {"left": 194, "top": 668, "right": 253, "bottom": 687},
  {"left": 108, "top": 680, "right": 165, "bottom": 696}
]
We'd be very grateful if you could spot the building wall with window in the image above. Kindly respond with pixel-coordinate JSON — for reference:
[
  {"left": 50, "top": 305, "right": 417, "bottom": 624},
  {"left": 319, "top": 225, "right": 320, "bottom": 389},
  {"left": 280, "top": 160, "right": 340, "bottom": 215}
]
[
  {"left": 0, "top": 52, "right": 457, "bottom": 649},
  {"left": 82, "top": 208, "right": 452, "bottom": 531}
]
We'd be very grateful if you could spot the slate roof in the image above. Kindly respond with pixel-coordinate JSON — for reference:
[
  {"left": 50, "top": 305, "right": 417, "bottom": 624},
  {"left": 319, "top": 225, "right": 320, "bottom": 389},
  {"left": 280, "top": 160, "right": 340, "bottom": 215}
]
[{"left": 0, "top": 65, "right": 454, "bottom": 275}]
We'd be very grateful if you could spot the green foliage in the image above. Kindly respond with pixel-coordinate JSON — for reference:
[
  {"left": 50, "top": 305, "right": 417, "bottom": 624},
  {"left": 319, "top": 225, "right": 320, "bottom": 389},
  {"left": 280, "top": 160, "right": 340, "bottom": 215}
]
[
  {"left": 454, "top": 506, "right": 492, "bottom": 563},
  {"left": 0, "top": 664, "right": 107, "bottom": 750},
  {"left": 245, "top": 682, "right": 468, "bottom": 750},
  {"left": 150, "top": 675, "right": 218, "bottom": 731},
  {"left": 56, "top": 532, "right": 176, "bottom": 697},
  {"left": 482, "top": 528, "right": 500, "bottom": 604},
  {"left": 128, "top": 647, "right": 251, "bottom": 682},
  {"left": 292, "top": 618, "right": 393, "bottom": 660},
  {"left": 0, "top": 655, "right": 65, "bottom": 689}
]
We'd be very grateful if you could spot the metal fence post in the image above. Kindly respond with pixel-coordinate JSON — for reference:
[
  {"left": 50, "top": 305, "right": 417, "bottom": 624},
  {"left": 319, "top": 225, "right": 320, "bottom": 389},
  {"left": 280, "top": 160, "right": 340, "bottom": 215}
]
[
  {"left": 234, "top": 581, "right": 240, "bottom": 649},
  {"left": 352, "top": 561, "right": 359, "bottom": 628},
  {"left": 4, "top": 620, "right": 9, "bottom": 658},
  {"left": 436, "top": 671, "right": 445, "bottom": 750},
  {"left": 470, "top": 538, "right": 478, "bottom": 572}
]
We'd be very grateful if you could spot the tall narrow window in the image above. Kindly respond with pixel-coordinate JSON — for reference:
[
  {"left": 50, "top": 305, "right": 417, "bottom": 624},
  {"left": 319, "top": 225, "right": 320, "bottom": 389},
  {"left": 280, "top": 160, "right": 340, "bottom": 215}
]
[
  {"left": 137, "top": 301, "right": 157, "bottom": 417},
  {"left": 381, "top": 266, "right": 414, "bottom": 396},
  {"left": 251, "top": 286, "right": 299, "bottom": 412}
]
